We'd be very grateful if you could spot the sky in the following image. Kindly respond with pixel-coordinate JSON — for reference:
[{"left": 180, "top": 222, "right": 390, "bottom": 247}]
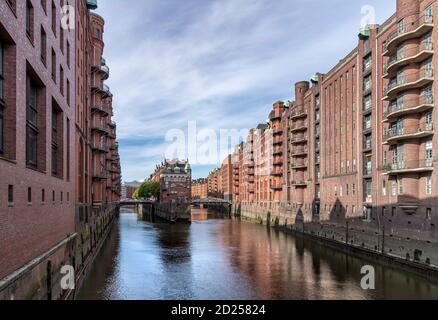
[{"left": 95, "top": 0, "right": 396, "bottom": 182}]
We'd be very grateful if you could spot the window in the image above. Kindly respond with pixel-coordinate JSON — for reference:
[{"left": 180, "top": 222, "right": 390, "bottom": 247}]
[
  {"left": 391, "top": 178, "right": 397, "bottom": 196},
  {"left": 60, "top": 66, "right": 64, "bottom": 95},
  {"left": 42, "top": 189, "right": 45, "bottom": 202},
  {"left": 26, "top": 77, "right": 38, "bottom": 168},
  {"left": 426, "top": 177, "right": 432, "bottom": 195},
  {"left": 51, "top": 49, "right": 56, "bottom": 82},
  {"left": 382, "top": 180, "right": 387, "bottom": 196},
  {"left": 426, "top": 208, "right": 432, "bottom": 220},
  {"left": 26, "top": 0, "right": 34, "bottom": 41},
  {"left": 0, "top": 42, "right": 4, "bottom": 154},
  {"left": 51, "top": 107, "right": 58, "bottom": 176},
  {"left": 364, "top": 94, "right": 372, "bottom": 111},
  {"left": 352, "top": 184, "right": 356, "bottom": 196},
  {"left": 398, "top": 178, "right": 404, "bottom": 195},
  {"left": 40, "top": 27, "right": 47, "bottom": 65},
  {"left": 397, "top": 19, "right": 405, "bottom": 34},
  {"left": 425, "top": 112, "right": 433, "bottom": 130},
  {"left": 59, "top": 25, "right": 64, "bottom": 54},
  {"left": 426, "top": 140, "right": 433, "bottom": 167},
  {"left": 66, "top": 41, "right": 70, "bottom": 67},
  {"left": 425, "top": 5, "right": 433, "bottom": 21},
  {"left": 66, "top": 79, "right": 70, "bottom": 106},
  {"left": 51, "top": 1, "right": 57, "bottom": 36},
  {"left": 41, "top": 0, "right": 47, "bottom": 14},
  {"left": 364, "top": 114, "right": 372, "bottom": 130},
  {"left": 364, "top": 180, "right": 372, "bottom": 198},
  {"left": 52, "top": 190, "right": 55, "bottom": 202},
  {"left": 424, "top": 85, "right": 433, "bottom": 103},
  {"left": 424, "top": 59, "right": 433, "bottom": 77},
  {"left": 8, "top": 185, "right": 13, "bottom": 204},
  {"left": 28, "top": 187, "right": 32, "bottom": 203}
]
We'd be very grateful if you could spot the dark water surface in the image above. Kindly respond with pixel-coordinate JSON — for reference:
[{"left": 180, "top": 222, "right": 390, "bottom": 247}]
[{"left": 77, "top": 208, "right": 438, "bottom": 300}]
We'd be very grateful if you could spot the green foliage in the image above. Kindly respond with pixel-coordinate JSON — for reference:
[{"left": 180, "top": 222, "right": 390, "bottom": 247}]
[{"left": 133, "top": 180, "right": 160, "bottom": 199}]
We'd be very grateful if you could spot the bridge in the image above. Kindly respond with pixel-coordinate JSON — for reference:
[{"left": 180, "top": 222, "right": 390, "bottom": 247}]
[
  {"left": 192, "top": 198, "right": 232, "bottom": 207},
  {"left": 119, "top": 199, "right": 155, "bottom": 206}
]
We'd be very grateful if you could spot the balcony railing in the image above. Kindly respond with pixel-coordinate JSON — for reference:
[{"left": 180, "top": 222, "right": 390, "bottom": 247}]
[
  {"left": 291, "top": 125, "right": 308, "bottom": 133},
  {"left": 383, "top": 159, "right": 434, "bottom": 174},
  {"left": 384, "top": 42, "right": 433, "bottom": 76},
  {"left": 91, "top": 105, "right": 109, "bottom": 116},
  {"left": 292, "top": 180, "right": 307, "bottom": 186},
  {"left": 291, "top": 135, "right": 308, "bottom": 144},
  {"left": 91, "top": 142, "right": 110, "bottom": 153},
  {"left": 292, "top": 162, "right": 308, "bottom": 169},
  {"left": 273, "top": 136, "right": 283, "bottom": 145},
  {"left": 383, "top": 94, "right": 434, "bottom": 120},
  {"left": 91, "top": 121, "right": 109, "bottom": 135},
  {"left": 290, "top": 107, "right": 308, "bottom": 119},
  {"left": 383, "top": 122, "right": 434, "bottom": 144},
  {"left": 383, "top": 15, "right": 433, "bottom": 54},
  {"left": 291, "top": 148, "right": 308, "bottom": 156},
  {"left": 383, "top": 69, "right": 433, "bottom": 99}
]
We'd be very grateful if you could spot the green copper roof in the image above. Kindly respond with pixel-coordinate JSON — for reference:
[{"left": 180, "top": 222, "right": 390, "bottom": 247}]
[
  {"left": 86, "top": 0, "right": 97, "bottom": 10},
  {"left": 310, "top": 74, "right": 319, "bottom": 83},
  {"left": 359, "top": 27, "right": 370, "bottom": 39}
]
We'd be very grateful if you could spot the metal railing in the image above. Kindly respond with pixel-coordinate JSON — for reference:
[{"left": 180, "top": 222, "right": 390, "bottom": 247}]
[
  {"left": 383, "top": 69, "right": 433, "bottom": 96},
  {"left": 384, "top": 15, "right": 433, "bottom": 51},
  {"left": 384, "top": 94, "right": 433, "bottom": 118},
  {"left": 385, "top": 42, "right": 433, "bottom": 73},
  {"left": 383, "top": 122, "right": 433, "bottom": 141},
  {"left": 382, "top": 159, "right": 434, "bottom": 172}
]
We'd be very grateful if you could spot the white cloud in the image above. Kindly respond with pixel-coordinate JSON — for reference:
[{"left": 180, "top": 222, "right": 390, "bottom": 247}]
[{"left": 96, "top": 0, "right": 395, "bottom": 181}]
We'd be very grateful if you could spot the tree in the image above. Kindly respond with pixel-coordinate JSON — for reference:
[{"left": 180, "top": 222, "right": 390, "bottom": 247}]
[{"left": 133, "top": 180, "right": 160, "bottom": 199}]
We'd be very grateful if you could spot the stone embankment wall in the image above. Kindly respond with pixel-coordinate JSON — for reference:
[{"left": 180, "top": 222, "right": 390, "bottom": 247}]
[{"left": 233, "top": 202, "right": 438, "bottom": 278}]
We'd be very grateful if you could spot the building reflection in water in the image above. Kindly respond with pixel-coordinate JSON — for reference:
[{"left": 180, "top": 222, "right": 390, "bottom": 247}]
[{"left": 77, "top": 207, "right": 438, "bottom": 300}]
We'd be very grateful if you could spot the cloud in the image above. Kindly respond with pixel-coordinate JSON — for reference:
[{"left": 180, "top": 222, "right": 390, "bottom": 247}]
[{"left": 96, "top": 0, "right": 396, "bottom": 181}]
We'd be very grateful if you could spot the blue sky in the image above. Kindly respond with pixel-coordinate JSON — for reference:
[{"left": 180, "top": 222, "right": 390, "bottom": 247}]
[{"left": 96, "top": 0, "right": 395, "bottom": 182}]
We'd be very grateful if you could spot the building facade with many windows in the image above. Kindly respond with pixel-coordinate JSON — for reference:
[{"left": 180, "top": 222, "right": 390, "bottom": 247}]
[{"left": 0, "top": 0, "right": 121, "bottom": 300}]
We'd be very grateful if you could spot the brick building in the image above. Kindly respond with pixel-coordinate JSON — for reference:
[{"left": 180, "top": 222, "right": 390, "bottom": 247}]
[
  {"left": 191, "top": 178, "right": 208, "bottom": 200},
  {"left": 209, "top": 0, "right": 438, "bottom": 267},
  {"left": 0, "top": 0, "right": 121, "bottom": 300}
]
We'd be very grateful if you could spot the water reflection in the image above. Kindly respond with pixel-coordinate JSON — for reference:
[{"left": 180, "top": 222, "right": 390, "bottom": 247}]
[{"left": 77, "top": 208, "right": 438, "bottom": 300}]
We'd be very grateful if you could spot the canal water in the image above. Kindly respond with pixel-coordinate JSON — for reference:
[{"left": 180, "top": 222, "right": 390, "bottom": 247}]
[{"left": 77, "top": 208, "right": 438, "bottom": 300}]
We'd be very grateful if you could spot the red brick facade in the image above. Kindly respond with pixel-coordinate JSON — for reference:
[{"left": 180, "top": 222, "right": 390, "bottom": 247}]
[
  {"left": 211, "top": 0, "right": 438, "bottom": 243},
  {"left": 0, "top": 0, "right": 121, "bottom": 298}
]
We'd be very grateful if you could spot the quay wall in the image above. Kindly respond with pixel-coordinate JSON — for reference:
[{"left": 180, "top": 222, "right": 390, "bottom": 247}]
[{"left": 233, "top": 202, "right": 438, "bottom": 278}]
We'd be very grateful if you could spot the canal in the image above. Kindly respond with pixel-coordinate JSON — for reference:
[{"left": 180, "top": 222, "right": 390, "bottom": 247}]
[{"left": 77, "top": 208, "right": 438, "bottom": 300}]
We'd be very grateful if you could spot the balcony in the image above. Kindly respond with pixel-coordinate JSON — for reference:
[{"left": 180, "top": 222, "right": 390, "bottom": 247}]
[
  {"left": 92, "top": 171, "right": 108, "bottom": 180},
  {"left": 91, "top": 143, "right": 110, "bottom": 153},
  {"left": 383, "top": 15, "right": 433, "bottom": 55},
  {"left": 384, "top": 42, "right": 433, "bottom": 77},
  {"left": 290, "top": 107, "right": 308, "bottom": 119},
  {"left": 292, "top": 162, "right": 308, "bottom": 169},
  {"left": 291, "top": 148, "right": 308, "bottom": 157},
  {"left": 273, "top": 158, "right": 283, "bottom": 166},
  {"left": 383, "top": 95, "right": 434, "bottom": 122},
  {"left": 383, "top": 69, "right": 433, "bottom": 100},
  {"left": 273, "top": 128, "right": 283, "bottom": 136},
  {"left": 383, "top": 159, "right": 434, "bottom": 175},
  {"left": 273, "top": 148, "right": 283, "bottom": 156},
  {"left": 273, "top": 136, "right": 283, "bottom": 145},
  {"left": 91, "top": 83, "right": 112, "bottom": 98},
  {"left": 271, "top": 169, "right": 283, "bottom": 177},
  {"left": 291, "top": 123, "right": 308, "bottom": 132},
  {"left": 270, "top": 184, "right": 282, "bottom": 191},
  {"left": 91, "top": 122, "right": 109, "bottom": 135},
  {"left": 383, "top": 122, "right": 434, "bottom": 145},
  {"left": 291, "top": 135, "right": 308, "bottom": 144},
  {"left": 91, "top": 105, "right": 109, "bottom": 116},
  {"left": 292, "top": 180, "right": 307, "bottom": 187}
]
